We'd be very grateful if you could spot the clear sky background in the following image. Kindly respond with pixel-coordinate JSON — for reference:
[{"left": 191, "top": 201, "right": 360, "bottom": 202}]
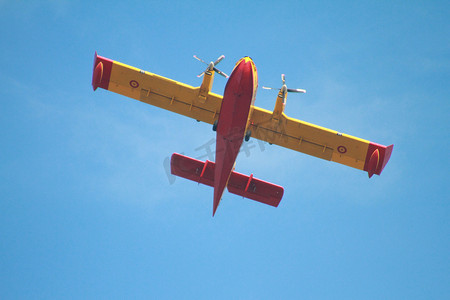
[{"left": 1, "top": 1, "right": 449, "bottom": 299}]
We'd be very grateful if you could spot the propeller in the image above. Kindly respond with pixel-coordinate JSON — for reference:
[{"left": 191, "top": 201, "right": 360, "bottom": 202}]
[
  {"left": 262, "top": 74, "right": 306, "bottom": 96},
  {"left": 194, "top": 55, "right": 229, "bottom": 78}
]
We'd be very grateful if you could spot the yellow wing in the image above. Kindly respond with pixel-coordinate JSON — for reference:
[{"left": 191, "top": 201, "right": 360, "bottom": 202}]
[
  {"left": 249, "top": 106, "right": 393, "bottom": 176},
  {"left": 92, "top": 53, "right": 221, "bottom": 125},
  {"left": 92, "top": 53, "right": 392, "bottom": 177}
]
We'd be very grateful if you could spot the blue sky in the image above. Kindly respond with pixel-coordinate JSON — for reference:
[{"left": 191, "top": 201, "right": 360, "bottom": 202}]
[{"left": 1, "top": 0, "right": 449, "bottom": 299}]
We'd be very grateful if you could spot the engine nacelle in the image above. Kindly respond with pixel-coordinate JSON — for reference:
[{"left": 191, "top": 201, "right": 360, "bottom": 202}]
[{"left": 272, "top": 90, "right": 286, "bottom": 120}]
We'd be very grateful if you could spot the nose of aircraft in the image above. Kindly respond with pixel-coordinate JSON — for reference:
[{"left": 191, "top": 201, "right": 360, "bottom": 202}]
[
  {"left": 238, "top": 57, "right": 254, "bottom": 70},
  {"left": 227, "top": 57, "right": 256, "bottom": 87}
]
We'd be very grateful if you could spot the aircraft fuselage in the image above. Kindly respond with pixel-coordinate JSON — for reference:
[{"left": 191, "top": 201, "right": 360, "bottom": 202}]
[{"left": 213, "top": 57, "right": 258, "bottom": 215}]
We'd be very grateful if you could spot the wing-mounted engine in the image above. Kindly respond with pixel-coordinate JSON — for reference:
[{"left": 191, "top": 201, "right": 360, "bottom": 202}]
[
  {"left": 194, "top": 55, "right": 228, "bottom": 102},
  {"left": 263, "top": 74, "right": 306, "bottom": 120}
]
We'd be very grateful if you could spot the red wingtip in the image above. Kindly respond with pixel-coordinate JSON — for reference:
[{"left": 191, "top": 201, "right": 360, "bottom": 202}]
[
  {"left": 91, "top": 51, "right": 113, "bottom": 91},
  {"left": 367, "top": 149, "right": 380, "bottom": 178},
  {"left": 92, "top": 51, "right": 100, "bottom": 91},
  {"left": 92, "top": 61, "right": 103, "bottom": 91},
  {"left": 380, "top": 144, "right": 394, "bottom": 175},
  {"left": 364, "top": 143, "right": 394, "bottom": 178}
]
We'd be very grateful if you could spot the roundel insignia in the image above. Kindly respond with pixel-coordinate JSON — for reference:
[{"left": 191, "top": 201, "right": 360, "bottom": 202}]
[
  {"left": 129, "top": 80, "right": 139, "bottom": 88},
  {"left": 337, "top": 146, "right": 347, "bottom": 154}
]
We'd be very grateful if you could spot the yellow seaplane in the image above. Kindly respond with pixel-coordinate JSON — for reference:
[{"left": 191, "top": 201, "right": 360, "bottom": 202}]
[{"left": 92, "top": 52, "right": 393, "bottom": 216}]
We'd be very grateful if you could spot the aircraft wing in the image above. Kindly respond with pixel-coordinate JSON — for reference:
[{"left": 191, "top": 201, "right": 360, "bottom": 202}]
[
  {"left": 92, "top": 53, "right": 221, "bottom": 125},
  {"left": 249, "top": 106, "right": 393, "bottom": 177}
]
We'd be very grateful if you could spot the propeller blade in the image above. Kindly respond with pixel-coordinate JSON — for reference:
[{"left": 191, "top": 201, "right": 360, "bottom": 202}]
[
  {"left": 214, "top": 55, "right": 225, "bottom": 66},
  {"left": 193, "top": 55, "right": 208, "bottom": 65},
  {"left": 287, "top": 88, "right": 306, "bottom": 93},
  {"left": 194, "top": 55, "right": 228, "bottom": 79},
  {"left": 264, "top": 74, "right": 305, "bottom": 95},
  {"left": 213, "top": 67, "right": 228, "bottom": 78}
]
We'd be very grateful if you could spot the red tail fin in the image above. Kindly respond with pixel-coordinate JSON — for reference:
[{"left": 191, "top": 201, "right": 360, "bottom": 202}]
[{"left": 170, "top": 153, "right": 284, "bottom": 209}]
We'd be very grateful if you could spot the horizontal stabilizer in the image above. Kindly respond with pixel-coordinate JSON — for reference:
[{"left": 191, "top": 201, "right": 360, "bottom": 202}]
[
  {"left": 227, "top": 171, "right": 283, "bottom": 207},
  {"left": 171, "top": 153, "right": 215, "bottom": 187},
  {"left": 170, "top": 153, "right": 283, "bottom": 207}
]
